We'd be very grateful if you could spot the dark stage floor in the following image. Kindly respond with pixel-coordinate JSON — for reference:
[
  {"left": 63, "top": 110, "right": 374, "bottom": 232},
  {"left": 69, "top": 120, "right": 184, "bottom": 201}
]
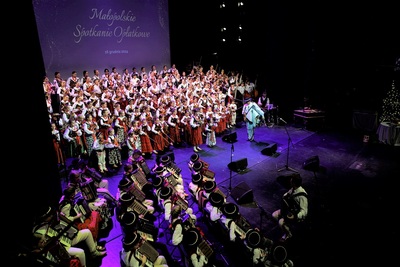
[{"left": 63, "top": 121, "right": 399, "bottom": 267}]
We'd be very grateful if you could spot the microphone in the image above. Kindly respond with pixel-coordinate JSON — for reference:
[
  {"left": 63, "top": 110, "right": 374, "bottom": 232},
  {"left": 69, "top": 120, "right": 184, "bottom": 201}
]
[{"left": 279, "top": 117, "right": 287, "bottom": 124}]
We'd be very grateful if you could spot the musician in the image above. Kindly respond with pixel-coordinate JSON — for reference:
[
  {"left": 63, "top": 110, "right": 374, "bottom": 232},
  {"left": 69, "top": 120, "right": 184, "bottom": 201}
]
[
  {"left": 92, "top": 132, "right": 109, "bottom": 173},
  {"left": 204, "top": 117, "right": 217, "bottom": 148},
  {"left": 167, "top": 108, "right": 181, "bottom": 146},
  {"left": 127, "top": 123, "right": 142, "bottom": 157},
  {"left": 86, "top": 92, "right": 100, "bottom": 113},
  {"left": 63, "top": 118, "right": 85, "bottom": 158},
  {"left": 66, "top": 70, "right": 79, "bottom": 89},
  {"left": 121, "top": 232, "right": 169, "bottom": 267},
  {"left": 244, "top": 78, "right": 255, "bottom": 99},
  {"left": 180, "top": 110, "right": 192, "bottom": 145},
  {"left": 159, "top": 114, "right": 173, "bottom": 149},
  {"left": 158, "top": 155, "right": 184, "bottom": 188},
  {"left": 204, "top": 191, "right": 226, "bottom": 222},
  {"left": 151, "top": 116, "right": 167, "bottom": 154},
  {"left": 68, "top": 167, "right": 117, "bottom": 220},
  {"left": 125, "top": 98, "right": 137, "bottom": 121},
  {"left": 121, "top": 212, "right": 177, "bottom": 267},
  {"left": 187, "top": 154, "right": 211, "bottom": 179},
  {"left": 32, "top": 206, "right": 106, "bottom": 267},
  {"left": 105, "top": 127, "right": 122, "bottom": 169},
  {"left": 50, "top": 122, "right": 66, "bottom": 168},
  {"left": 170, "top": 205, "right": 184, "bottom": 246},
  {"left": 242, "top": 97, "right": 265, "bottom": 142},
  {"left": 190, "top": 108, "right": 204, "bottom": 152},
  {"left": 91, "top": 78, "right": 103, "bottom": 96},
  {"left": 221, "top": 202, "right": 245, "bottom": 242},
  {"left": 228, "top": 100, "right": 238, "bottom": 128},
  {"left": 264, "top": 244, "right": 294, "bottom": 267},
  {"left": 188, "top": 173, "right": 203, "bottom": 201},
  {"left": 134, "top": 119, "right": 153, "bottom": 158},
  {"left": 118, "top": 171, "right": 156, "bottom": 210},
  {"left": 98, "top": 108, "right": 112, "bottom": 140},
  {"left": 69, "top": 159, "right": 109, "bottom": 191},
  {"left": 82, "top": 113, "right": 98, "bottom": 158},
  {"left": 82, "top": 76, "right": 93, "bottom": 96},
  {"left": 153, "top": 163, "right": 187, "bottom": 200},
  {"left": 128, "top": 149, "right": 153, "bottom": 179},
  {"left": 158, "top": 185, "right": 173, "bottom": 222},
  {"left": 257, "top": 91, "right": 274, "bottom": 127},
  {"left": 115, "top": 109, "right": 128, "bottom": 145},
  {"left": 272, "top": 173, "right": 308, "bottom": 242},
  {"left": 125, "top": 163, "right": 157, "bottom": 202},
  {"left": 118, "top": 191, "right": 156, "bottom": 223},
  {"left": 244, "top": 229, "right": 273, "bottom": 267},
  {"left": 59, "top": 185, "right": 103, "bottom": 244},
  {"left": 183, "top": 228, "right": 208, "bottom": 267}
]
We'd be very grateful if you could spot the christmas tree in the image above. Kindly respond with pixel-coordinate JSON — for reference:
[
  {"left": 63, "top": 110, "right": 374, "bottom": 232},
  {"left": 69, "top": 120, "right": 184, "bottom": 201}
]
[{"left": 379, "top": 79, "right": 400, "bottom": 123}]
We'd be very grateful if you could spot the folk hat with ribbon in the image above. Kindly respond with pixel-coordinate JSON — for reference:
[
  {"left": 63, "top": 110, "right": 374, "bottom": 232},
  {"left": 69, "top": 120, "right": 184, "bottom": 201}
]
[
  {"left": 191, "top": 173, "right": 203, "bottom": 184},
  {"left": 203, "top": 180, "right": 216, "bottom": 193},
  {"left": 222, "top": 202, "right": 239, "bottom": 219},
  {"left": 209, "top": 191, "right": 225, "bottom": 207},
  {"left": 122, "top": 232, "right": 140, "bottom": 250},
  {"left": 190, "top": 153, "right": 199, "bottom": 163}
]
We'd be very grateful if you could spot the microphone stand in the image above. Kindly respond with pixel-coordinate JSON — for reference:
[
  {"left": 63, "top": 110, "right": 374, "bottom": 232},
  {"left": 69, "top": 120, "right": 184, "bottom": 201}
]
[
  {"left": 221, "top": 139, "right": 236, "bottom": 197},
  {"left": 228, "top": 142, "right": 234, "bottom": 194},
  {"left": 277, "top": 118, "right": 298, "bottom": 173},
  {"left": 255, "top": 201, "right": 269, "bottom": 230}
]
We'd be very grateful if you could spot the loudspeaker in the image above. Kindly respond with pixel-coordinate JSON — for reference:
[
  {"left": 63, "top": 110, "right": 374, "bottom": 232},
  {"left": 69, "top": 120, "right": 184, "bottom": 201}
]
[
  {"left": 261, "top": 143, "right": 277, "bottom": 156},
  {"left": 156, "top": 151, "right": 175, "bottom": 165},
  {"left": 303, "top": 155, "right": 319, "bottom": 171},
  {"left": 222, "top": 132, "right": 237, "bottom": 143},
  {"left": 230, "top": 181, "right": 254, "bottom": 204},
  {"left": 228, "top": 158, "right": 248, "bottom": 172}
]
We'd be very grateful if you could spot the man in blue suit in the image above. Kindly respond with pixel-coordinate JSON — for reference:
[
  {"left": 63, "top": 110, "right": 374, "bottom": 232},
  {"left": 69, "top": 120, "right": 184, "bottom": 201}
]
[{"left": 242, "top": 97, "right": 265, "bottom": 141}]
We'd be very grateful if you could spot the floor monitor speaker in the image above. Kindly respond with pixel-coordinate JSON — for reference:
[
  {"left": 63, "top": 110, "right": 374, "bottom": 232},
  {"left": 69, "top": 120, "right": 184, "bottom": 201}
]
[
  {"left": 261, "top": 143, "right": 277, "bottom": 156},
  {"left": 230, "top": 181, "right": 254, "bottom": 204},
  {"left": 227, "top": 158, "right": 248, "bottom": 172},
  {"left": 222, "top": 132, "right": 237, "bottom": 143},
  {"left": 303, "top": 155, "right": 320, "bottom": 171}
]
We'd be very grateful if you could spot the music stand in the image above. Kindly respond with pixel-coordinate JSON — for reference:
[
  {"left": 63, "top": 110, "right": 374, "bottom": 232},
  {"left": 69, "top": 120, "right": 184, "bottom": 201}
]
[{"left": 277, "top": 119, "right": 298, "bottom": 173}]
